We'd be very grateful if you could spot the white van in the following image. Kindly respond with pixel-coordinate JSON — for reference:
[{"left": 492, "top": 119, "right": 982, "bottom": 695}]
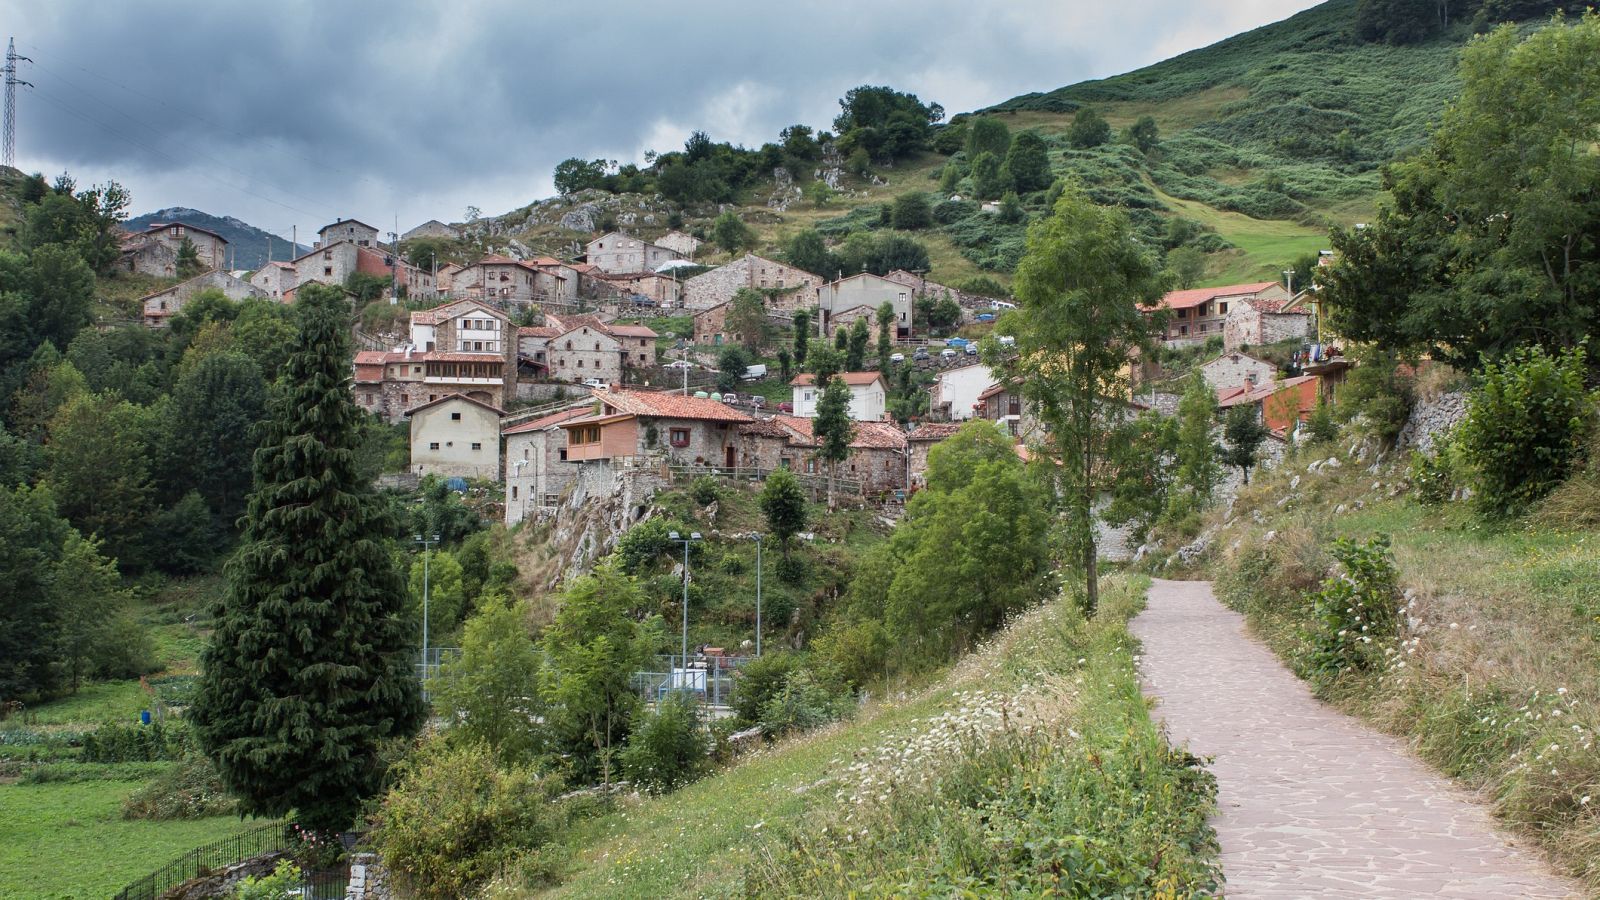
[{"left": 990, "top": 300, "right": 1017, "bottom": 310}]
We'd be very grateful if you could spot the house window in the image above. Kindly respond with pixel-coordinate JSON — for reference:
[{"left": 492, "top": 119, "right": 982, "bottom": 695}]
[
  {"left": 324, "top": 267, "right": 333, "bottom": 277},
  {"left": 171, "top": 225, "right": 183, "bottom": 236},
  {"left": 669, "top": 428, "right": 691, "bottom": 448},
  {"left": 429, "top": 442, "right": 440, "bottom": 450},
  {"left": 451, "top": 412, "right": 462, "bottom": 421},
  {"left": 1219, "top": 302, "right": 1229, "bottom": 314},
  {"left": 413, "top": 366, "right": 421, "bottom": 374},
  {"left": 512, "top": 486, "right": 519, "bottom": 499},
  {"left": 559, "top": 448, "right": 568, "bottom": 461},
  {"left": 471, "top": 442, "right": 482, "bottom": 451},
  {"left": 1179, "top": 325, "right": 1189, "bottom": 336},
  {"left": 323, "top": 251, "right": 332, "bottom": 260}
]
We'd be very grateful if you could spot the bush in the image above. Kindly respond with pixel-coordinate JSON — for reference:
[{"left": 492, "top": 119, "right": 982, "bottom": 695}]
[
  {"left": 618, "top": 694, "right": 707, "bottom": 793},
  {"left": 758, "top": 670, "right": 850, "bottom": 738},
  {"left": 1335, "top": 349, "right": 1414, "bottom": 445},
  {"left": 774, "top": 554, "right": 806, "bottom": 584},
  {"left": 808, "top": 618, "right": 892, "bottom": 693},
  {"left": 1406, "top": 447, "right": 1454, "bottom": 506},
  {"left": 233, "top": 860, "right": 303, "bottom": 900},
  {"left": 80, "top": 721, "right": 189, "bottom": 763},
  {"left": 690, "top": 476, "right": 720, "bottom": 506},
  {"left": 731, "top": 652, "right": 803, "bottom": 724},
  {"left": 1455, "top": 344, "right": 1596, "bottom": 519},
  {"left": 372, "top": 741, "right": 566, "bottom": 900},
  {"left": 122, "top": 754, "right": 235, "bottom": 820},
  {"left": 1303, "top": 399, "right": 1338, "bottom": 444},
  {"left": 1304, "top": 536, "right": 1400, "bottom": 686},
  {"left": 615, "top": 517, "right": 695, "bottom": 575}
]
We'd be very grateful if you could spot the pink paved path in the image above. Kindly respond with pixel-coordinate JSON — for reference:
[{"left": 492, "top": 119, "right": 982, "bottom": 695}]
[{"left": 1132, "top": 578, "right": 1581, "bottom": 899}]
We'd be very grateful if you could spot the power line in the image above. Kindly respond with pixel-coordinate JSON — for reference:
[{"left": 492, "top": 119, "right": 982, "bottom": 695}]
[{"left": 4, "top": 38, "right": 33, "bottom": 168}]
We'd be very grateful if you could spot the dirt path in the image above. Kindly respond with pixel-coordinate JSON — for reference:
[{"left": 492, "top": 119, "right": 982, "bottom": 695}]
[{"left": 1132, "top": 578, "right": 1581, "bottom": 899}]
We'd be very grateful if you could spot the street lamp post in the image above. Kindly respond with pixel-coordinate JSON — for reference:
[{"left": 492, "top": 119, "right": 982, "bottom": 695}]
[
  {"left": 750, "top": 533, "right": 764, "bottom": 656},
  {"left": 414, "top": 533, "right": 441, "bottom": 674},
  {"left": 668, "top": 531, "right": 703, "bottom": 673}
]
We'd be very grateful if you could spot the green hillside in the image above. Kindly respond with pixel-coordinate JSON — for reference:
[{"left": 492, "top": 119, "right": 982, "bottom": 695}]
[{"left": 478, "top": 0, "right": 1494, "bottom": 293}]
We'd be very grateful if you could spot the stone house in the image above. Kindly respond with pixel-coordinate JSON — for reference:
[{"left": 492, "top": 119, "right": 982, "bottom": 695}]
[
  {"left": 503, "top": 405, "right": 590, "bottom": 524},
  {"left": 1223, "top": 295, "right": 1311, "bottom": 352},
  {"left": 291, "top": 240, "right": 437, "bottom": 300},
  {"left": 401, "top": 219, "right": 461, "bottom": 241},
  {"left": 248, "top": 261, "right": 297, "bottom": 300},
  {"left": 930, "top": 364, "right": 998, "bottom": 422},
  {"left": 560, "top": 389, "right": 753, "bottom": 468},
  {"left": 352, "top": 300, "right": 516, "bottom": 421},
  {"left": 601, "top": 271, "right": 680, "bottom": 307},
  {"left": 736, "top": 414, "right": 907, "bottom": 493},
  {"left": 548, "top": 320, "right": 625, "bottom": 384},
  {"left": 1199, "top": 352, "right": 1278, "bottom": 395},
  {"left": 789, "top": 372, "right": 888, "bottom": 421},
  {"left": 528, "top": 258, "right": 583, "bottom": 302},
  {"left": 681, "top": 254, "right": 822, "bottom": 311},
  {"left": 316, "top": 218, "right": 380, "bottom": 249},
  {"left": 436, "top": 263, "right": 463, "bottom": 293},
  {"left": 977, "top": 380, "right": 1045, "bottom": 443},
  {"left": 141, "top": 271, "right": 269, "bottom": 327},
  {"left": 585, "top": 231, "right": 682, "bottom": 275},
  {"left": 406, "top": 394, "right": 504, "bottom": 480},
  {"left": 906, "top": 422, "right": 965, "bottom": 487},
  {"left": 1152, "top": 282, "right": 1289, "bottom": 346},
  {"left": 450, "top": 256, "right": 564, "bottom": 307},
  {"left": 120, "top": 222, "right": 229, "bottom": 276},
  {"left": 817, "top": 272, "right": 914, "bottom": 339},
  {"left": 655, "top": 230, "right": 703, "bottom": 258},
  {"left": 692, "top": 301, "right": 745, "bottom": 347}
]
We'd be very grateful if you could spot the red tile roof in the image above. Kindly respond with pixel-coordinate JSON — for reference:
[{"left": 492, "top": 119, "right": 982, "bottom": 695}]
[
  {"left": 789, "top": 372, "right": 887, "bottom": 387},
  {"left": 606, "top": 324, "right": 658, "bottom": 338},
  {"left": 423, "top": 351, "right": 506, "bottom": 363},
  {"left": 851, "top": 421, "right": 908, "bottom": 450},
  {"left": 403, "top": 393, "right": 506, "bottom": 417},
  {"left": 517, "top": 326, "right": 558, "bottom": 338},
  {"left": 1156, "top": 282, "right": 1279, "bottom": 311},
  {"left": 907, "top": 422, "right": 964, "bottom": 442},
  {"left": 598, "top": 389, "right": 753, "bottom": 423},
  {"left": 1218, "top": 374, "right": 1317, "bottom": 408},
  {"left": 502, "top": 405, "right": 594, "bottom": 435}
]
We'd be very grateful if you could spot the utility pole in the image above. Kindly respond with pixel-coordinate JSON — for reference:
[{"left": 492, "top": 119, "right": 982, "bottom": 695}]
[
  {"left": 4, "top": 38, "right": 34, "bottom": 169},
  {"left": 414, "top": 533, "right": 440, "bottom": 676}
]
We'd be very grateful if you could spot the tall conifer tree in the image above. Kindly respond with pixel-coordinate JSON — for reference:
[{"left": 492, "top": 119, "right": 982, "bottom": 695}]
[{"left": 191, "top": 283, "right": 422, "bottom": 832}]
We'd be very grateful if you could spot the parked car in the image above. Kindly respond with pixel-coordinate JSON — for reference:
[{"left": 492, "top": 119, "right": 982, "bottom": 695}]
[
  {"left": 751, "top": 395, "right": 766, "bottom": 409},
  {"left": 722, "top": 393, "right": 739, "bottom": 404},
  {"left": 997, "top": 335, "right": 1016, "bottom": 347},
  {"left": 742, "top": 364, "right": 767, "bottom": 381},
  {"left": 964, "top": 343, "right": 979, "bottom": 355},
  {"left": 889, "top": 352, "right": 905, "bottom": 364},
  {"left": 665, "top": 360, "right": 693, "bottom": 369},
  {"left": 939, "top": 348, "right": 958, "bottom": 360},
  {"left": 913, "top": 347, "right": 930, "bottom": 362},
  {"left": 946, "top": 337, "right": 969, "bottom": 349},
  {"left": 990, "top": 300, "right": 1017, "bottom": 310},
  {"left": 582, "top": 378, "right": 609, "bottom": 390},
  {"left": 778, "top": 401, "right": 794, "bottom": 413},
  {"left": 975, "top": 313, "right": 996, "bottom": 323}
]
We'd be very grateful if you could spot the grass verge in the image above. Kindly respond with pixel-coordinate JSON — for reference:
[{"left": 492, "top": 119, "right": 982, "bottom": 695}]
[{"left": 497, "top": 575, "right": 1217, "bottom": 898}]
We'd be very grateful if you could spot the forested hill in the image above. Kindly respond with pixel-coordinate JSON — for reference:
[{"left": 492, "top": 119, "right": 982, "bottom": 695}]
[{"left": 123, "top": 207, "right": 308, "bottom": 270}]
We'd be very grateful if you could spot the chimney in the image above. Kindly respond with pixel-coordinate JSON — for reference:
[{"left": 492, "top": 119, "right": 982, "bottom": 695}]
[{"left": 1245, "top": 373, "right": 1257, "bottom": 389}]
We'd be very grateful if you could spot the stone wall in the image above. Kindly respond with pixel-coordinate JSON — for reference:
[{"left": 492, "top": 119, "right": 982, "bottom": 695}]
[
  {"left": 1396, "top": 390, "right": 1467, "bottom": 454},
  {"left": 1200, "top": 353, "right": 1277, "bottom": 392}
]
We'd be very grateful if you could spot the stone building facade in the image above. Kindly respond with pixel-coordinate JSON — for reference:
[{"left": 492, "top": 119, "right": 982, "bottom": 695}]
[
  {"left": 560, "top": 389, "right": 753, "bottom": 468},
  {"left": 248, "top": 261, "right": 297, "bottom": 300},
  {"left": 817, "top": 273, "right": 914, "bottom": 339},
  {"left": 503, "top": 405, "right": 590, "bottom": 524},
  {"left": 1223, "top": 296, "right": 1311, "bottom": 353},
  {"left": 585, "top": 231, "right": 682, "bottom": 274},
  {"left": 316, "top": 218, "right": 380, "bottom": 248},
  {"left": 121, "top": 222, "right": 229, "bottom": 276},
  {"left": 1199, "top": 352, "right": 1278, "bottom": 394},
  {"left": 141, "top": 271, "right": 269, "bottom": 327},
  {"left": 1153, "top": 282, "right": 1289, "bottom": 346},
  {"left": 682, "top": 254, "right": 822, "bottom": 311},
  {"left": 654, "top": 230, "right": 703, "bottom": 257}
]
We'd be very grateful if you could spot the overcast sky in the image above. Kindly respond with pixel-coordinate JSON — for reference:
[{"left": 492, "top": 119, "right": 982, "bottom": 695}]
[{"left": 3, "top": 1, "right": 1319, "bottom": 241}]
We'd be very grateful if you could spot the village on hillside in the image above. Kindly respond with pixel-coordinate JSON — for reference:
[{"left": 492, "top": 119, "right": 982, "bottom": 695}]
[{"left": 127, "top": 211, "right": 1343, "bottom": 524}]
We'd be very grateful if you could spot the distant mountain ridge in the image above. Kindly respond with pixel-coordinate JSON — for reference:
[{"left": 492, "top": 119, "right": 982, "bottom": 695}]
[{"left": 122, "top": 207, "right": 308, "bottom": 270}]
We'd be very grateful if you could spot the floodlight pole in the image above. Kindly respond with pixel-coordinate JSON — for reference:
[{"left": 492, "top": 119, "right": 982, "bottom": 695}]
[{"left": 414, "top": 533, "right": 440, "bottom": 672}]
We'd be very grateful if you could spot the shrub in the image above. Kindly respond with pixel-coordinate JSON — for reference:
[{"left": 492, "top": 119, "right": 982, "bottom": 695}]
[
  {"left": 372, "top": 742, "right": 566, "bottom": 900},
  {"left": 808, "top": 619, "right": 892, "bottom": 693},
  {"left": 690, "top": 476, "right": 720, "bottom": 506},
  {"left": 615, "top": 517, "right": 694, "bottom": 575},
  {"left": 1335, "top": 349, "right": 1414, "bottom": 445},
  {"left": 730, "top": 652, "right": 803, "bottom": 724},
  {"left": 122, "top": 754, "right": 235, "bottom": 820},
  {"left": 758, "top": 670, "right": 850, "bottom": 738},
  {"left": 618, "top": 694, "right": 707, "bottom": 793},
  {"left": 1303, "top": 398, "right": 1338, "bottom": 444},
  {"left": 774, "top": 553, "right": 806, "bottom": 584},
  {"left": 1406, "top": 447, "right": 1454, "bottom": 506},
  {"left": 1455, "top": 344, "right": 1596, "bottom": 519},
  {"left": 80, "top": 721, "right": 189, "bottom": 763},
  {"left": 1304, "top": 536, "right": 1400, "bottom": 686},
  {"left": 233, "top": 860, "right": 303, "bottom": 900}
]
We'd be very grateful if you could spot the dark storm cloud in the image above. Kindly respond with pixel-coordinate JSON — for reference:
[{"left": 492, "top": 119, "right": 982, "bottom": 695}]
[{"left": 1, "top": 0, "right": 1318, "bottom": 238}]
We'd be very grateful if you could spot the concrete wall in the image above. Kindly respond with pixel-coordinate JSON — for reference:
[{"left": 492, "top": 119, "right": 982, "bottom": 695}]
[{"left": 410, "top": 398, "right": 502, "bottom": 479}]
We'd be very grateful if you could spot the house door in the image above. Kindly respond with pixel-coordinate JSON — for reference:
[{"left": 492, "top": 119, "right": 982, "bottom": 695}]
[{"left": 725, "top": 445, "right": 736, "bottom": 469}]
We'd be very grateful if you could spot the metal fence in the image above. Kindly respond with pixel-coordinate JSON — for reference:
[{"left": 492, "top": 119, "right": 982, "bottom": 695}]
[
  {"left": 631, "top": 654, "right": 754, "bottom": 714},
  {"left": 111, "top": 823, "right": 351, "bottom": 900}
]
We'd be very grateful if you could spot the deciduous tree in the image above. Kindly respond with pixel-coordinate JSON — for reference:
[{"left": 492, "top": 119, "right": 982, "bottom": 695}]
[
  {"left": 759, "top": 465, "right": 807, "bottom": 560},
  {"left": 813, "top": 377, "right": 855, "bottom": 509},
  {"left": 1004, "top": 131, "right": 1052, "bottom": 192}
]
